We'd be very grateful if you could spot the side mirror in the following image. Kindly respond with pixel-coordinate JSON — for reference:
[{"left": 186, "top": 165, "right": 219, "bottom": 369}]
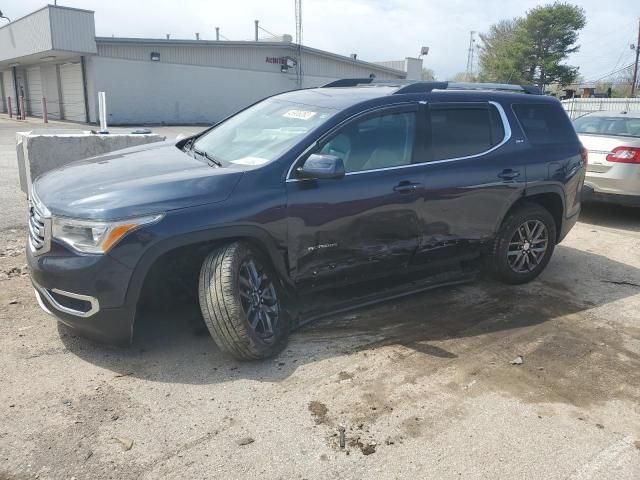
[{"left": 297, "top": 154, "right": 345, "bottom": 180}]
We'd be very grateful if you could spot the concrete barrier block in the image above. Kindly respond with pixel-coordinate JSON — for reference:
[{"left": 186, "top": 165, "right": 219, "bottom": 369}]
[{"left": 16, "top": 130, "right": 166, "bottom": 197}]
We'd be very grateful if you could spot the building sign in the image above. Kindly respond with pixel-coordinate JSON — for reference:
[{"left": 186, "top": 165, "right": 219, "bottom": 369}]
[
  {"left": 265, "top": 56, "right": 286, "bottom": 65},
  {"left": 265, "top": 56, "right": 297, "bottom": 67}
]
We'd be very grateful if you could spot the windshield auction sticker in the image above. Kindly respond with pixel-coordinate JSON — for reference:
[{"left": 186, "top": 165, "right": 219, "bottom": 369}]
[
  {"left": 282, "top": 109, "right": 317, "bottom": 120},
  {"left": 231, "top": 157, "right": 269, "bottom": 165}
]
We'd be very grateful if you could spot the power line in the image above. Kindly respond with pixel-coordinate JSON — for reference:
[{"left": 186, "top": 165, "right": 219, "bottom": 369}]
[
  {"left": 257, "top": 25, "right": 279, "bottom": 38},
  {"left": 585, "top": 62, "right": 635, "bottom": 83}
]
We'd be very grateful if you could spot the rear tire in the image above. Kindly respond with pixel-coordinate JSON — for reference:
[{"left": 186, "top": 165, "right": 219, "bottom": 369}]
[
  {"left": 488, "top": 203, "right": 557, "bottom": 285},
  {"left": 198, "top": 242, "right": 288, "bottom": 360}
]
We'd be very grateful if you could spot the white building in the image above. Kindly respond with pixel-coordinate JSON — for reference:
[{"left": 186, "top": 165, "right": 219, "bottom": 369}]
[{"left": 0, "top": 5, "right": 422, "bottom": 125}]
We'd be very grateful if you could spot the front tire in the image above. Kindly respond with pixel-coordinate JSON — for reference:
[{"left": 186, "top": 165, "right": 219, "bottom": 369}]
[
  {"left": 488, "top": 203, "right": 557, "bottom": 285},
  {"left": 198, "top": 242, "right": 288, "bottom": 360}
]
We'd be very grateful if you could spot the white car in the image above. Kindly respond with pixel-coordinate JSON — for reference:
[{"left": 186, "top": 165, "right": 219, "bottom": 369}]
[{"left": 574, "top": 111, "right": 640, "bottom": 207}]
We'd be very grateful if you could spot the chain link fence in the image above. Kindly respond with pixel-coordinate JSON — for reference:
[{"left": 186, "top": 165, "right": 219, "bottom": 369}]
[{"left": 561, "top": 98, "right": 640, "bottom": 119}]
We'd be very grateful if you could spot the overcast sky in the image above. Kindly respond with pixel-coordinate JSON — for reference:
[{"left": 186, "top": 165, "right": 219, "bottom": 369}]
[{"left": 6, "top": 0, "right": 639, "bottom": 81}]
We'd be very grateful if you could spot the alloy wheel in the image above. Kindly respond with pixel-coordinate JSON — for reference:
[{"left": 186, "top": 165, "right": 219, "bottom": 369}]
[
  {"left": 238, "top": 258, "right": 279, "bottom": 341},
  {"left": 507, "top": 220, "right": 549, "bottom": 273}
]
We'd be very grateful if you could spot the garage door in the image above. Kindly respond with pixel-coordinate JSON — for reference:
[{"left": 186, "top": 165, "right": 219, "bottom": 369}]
[
  {"left": 2, "top": 70, "right": 15, "bottom": 114},
  {"left": 60, "top": 62, "right": 86, "bottom": 122},
  {"left": 26, "top": 66, "right": 43, "bottom": 117}
]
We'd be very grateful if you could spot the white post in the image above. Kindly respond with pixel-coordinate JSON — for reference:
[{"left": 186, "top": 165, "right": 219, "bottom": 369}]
[{"left": 98, "top": 91, "right": 108, "bottom": 133}]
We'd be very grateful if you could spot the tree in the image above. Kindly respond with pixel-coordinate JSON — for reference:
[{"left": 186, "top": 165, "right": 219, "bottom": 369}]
[
  {"left": 450, "top": 71, "right": 478, "bottom": 82},
  {"left": 421, "top": 68, "right": 436, "bottom": 80},
  {"left": 479, "top": 2, "right": 586, "bottom": 89},
  {"left": 478, "top": 19, "right": 524, "bottom": 84}
]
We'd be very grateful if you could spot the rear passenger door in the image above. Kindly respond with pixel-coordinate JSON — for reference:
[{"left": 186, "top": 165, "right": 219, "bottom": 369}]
[
  {"left": 511, "top": 103, "right": 584, "bottom": 219},
  {"left": 411, "top": 101, "right": 526, "bottom": 265}
]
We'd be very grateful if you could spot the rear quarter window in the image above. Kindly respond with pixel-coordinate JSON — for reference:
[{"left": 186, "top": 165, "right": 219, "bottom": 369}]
[
  {"left": 429, "top": 103, "right": 505, "bottom": 161},
  {"left": 512, "top": 103, "right": 576, "bottom": 145}
]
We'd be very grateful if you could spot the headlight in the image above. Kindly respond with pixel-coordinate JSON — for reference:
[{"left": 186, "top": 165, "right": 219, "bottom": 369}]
[{"left": 52, "top": 214, "right": 163, "bottom": 254}]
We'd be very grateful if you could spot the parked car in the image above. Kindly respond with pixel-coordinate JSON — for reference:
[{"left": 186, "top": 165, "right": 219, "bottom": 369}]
[
  {"left": 27, "top": 80, "right": 585, "bottom": 360},
  {"left": 574, "top": 111, "right": 640, "bottom": 206}
]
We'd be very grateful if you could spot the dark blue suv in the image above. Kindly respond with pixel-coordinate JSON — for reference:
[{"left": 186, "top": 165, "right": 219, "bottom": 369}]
[{"left": 27, "top": 80, "right": 586, "bottom": 359}]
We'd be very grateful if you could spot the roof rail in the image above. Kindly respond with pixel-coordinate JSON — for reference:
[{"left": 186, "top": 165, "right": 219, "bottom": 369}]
[
  {"left": 446, "top": 82, "right": 542, "bottom": 95},
  {"left": 392, "top": 81, "right": 542, "bottom": 95},
  {"left": 322, "top": 78, "right": 415, "bottom": 88},
  {"left": 322, "top": 78, "right": 542, "bottom": 95},
  {"left": 393, "top": 81, "right": 448, "bottom": 94},
  {"left": 322, "top": 78, "right": 375, "bottom": 87}
]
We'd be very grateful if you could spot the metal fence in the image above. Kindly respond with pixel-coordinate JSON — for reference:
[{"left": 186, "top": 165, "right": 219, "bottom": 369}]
[{"left": 561, "top": 98, "right": 640, "bottom": 119}]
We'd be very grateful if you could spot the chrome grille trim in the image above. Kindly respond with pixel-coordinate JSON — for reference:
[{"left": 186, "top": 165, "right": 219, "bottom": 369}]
[
  {"left": 28, "top": 189, "right": 52, "bottom": 256},
  {"left": 32, "top": 281, "right": 100, "bottom": 318}
]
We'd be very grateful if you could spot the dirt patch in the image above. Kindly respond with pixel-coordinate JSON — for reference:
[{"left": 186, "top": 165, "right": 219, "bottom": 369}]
[
  {"left": 348, "top": 436, "right": 376, "bottom": 455},
  {"left": 337, "top": 371, "right": 353, "bottom": 381},
  {"left": 308, "top": 279, "right": 640, "bottom": 410},
  {"left": 308, "top": 401, "right": 329, "bottom": 425}
]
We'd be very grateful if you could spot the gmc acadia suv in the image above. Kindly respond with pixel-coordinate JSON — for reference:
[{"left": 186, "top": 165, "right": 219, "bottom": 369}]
[{"left": 27, "top": 80, "right": 586, "bottom": 360}]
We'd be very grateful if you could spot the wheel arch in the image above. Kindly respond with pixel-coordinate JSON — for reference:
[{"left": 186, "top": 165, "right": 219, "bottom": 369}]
[
  {"left": 498, "top": 187, "right": 565, "bottom": 241},
  {"left": 125, "top": 225, "right": 291, "bottom": 311}
]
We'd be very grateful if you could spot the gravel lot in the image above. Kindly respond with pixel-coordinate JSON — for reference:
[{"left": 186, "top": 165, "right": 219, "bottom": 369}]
[{"left": 1, "top": 115, "right": 639, "bottom": 479}]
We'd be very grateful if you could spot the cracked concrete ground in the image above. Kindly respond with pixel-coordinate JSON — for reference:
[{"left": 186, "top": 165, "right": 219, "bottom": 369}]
[{"left": 0, "top": 115, "right": 639, "bottom": 479}]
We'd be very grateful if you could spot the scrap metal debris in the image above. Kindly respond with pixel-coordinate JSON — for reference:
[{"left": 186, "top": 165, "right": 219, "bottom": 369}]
[
  {"left": 338, "top": 426, "right": 346, "bottom": 449},
  {"left": 237, "top": 437, "right": 254, "bottom": 446},
  {"left": 114, "top": 437, "right": 134, "bottom": 451},
  {"left": 510, "top": 356, "right": 524, "bottom": 365}
]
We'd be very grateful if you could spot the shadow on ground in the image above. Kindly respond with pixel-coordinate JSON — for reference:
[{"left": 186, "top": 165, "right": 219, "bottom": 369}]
[
  {"left": 579, "top": 202, "right": 639, "bottom": 232},
  {"left": 58, "top": 243, "right": 640, "bottom": 389}
]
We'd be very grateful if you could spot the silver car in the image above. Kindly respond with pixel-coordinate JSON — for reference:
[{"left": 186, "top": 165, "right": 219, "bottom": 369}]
[{"left": 573, "top": 111, "right": 640, "bottom": 206}]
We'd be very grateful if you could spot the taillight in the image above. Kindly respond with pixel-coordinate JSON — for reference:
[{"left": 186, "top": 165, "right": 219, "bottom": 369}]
[
  {"left": 606, "top": 146, "right": 640, "bottom": 164},
  {"left": 580, "top": 145, "right": 588, "bottom": 166}
]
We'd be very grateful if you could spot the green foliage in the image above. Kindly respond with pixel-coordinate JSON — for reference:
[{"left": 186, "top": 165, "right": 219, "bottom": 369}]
[
  {"left": 478, "top": 19, "right": 525, "bottom": 84},
  {"left": 479, "top": 2, "right": 586, "bottom": 88},
  {"left": 421, "top": 68, "right": 436, "bottom": 81},
  {"left": 450, "top": 71, "right": 478, "bottom": 82}
]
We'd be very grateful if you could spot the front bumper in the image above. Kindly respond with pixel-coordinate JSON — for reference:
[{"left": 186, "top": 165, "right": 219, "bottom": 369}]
[{"left": 27, "top": 242, "right": 136, "bottom": 346}]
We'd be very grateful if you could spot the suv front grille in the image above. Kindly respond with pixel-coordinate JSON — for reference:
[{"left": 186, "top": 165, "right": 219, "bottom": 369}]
[{"left": 28, "top": 193, "right": 51, "bottom": 256}]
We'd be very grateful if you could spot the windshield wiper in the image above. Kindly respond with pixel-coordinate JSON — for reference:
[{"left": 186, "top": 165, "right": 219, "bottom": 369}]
[
  {"left": 193, "top": 147, "right": 222, "bottom": 167},
  {"left": 182, "top": 137, "right": 195, "bottom": 152}
]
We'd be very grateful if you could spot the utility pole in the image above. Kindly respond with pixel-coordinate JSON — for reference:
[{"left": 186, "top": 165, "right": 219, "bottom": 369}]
[
  {"left": 294, "top": 0, "right": 303, "bottom": 88},
  {"left": 466, "top": 31, "right": 476, "bottom": 81},
  {"left": 632, "top": 17, "right": 640, "bottom": 97}
]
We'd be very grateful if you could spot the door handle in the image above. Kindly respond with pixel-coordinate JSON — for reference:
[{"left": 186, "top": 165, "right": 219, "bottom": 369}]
[
  {"left": 497, "top": 169, "right": 520, "bottom": 180},
  {"left": 393, "top": 181, "right": 423, "bottom": 193}
]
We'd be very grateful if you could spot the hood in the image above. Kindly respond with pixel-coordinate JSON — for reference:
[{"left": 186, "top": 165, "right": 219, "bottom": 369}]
[{"left": 34, "top": 141, "right": 244, "bottom": 220}]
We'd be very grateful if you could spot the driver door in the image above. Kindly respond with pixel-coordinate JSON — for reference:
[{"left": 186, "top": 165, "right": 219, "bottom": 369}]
[{"left": 285, "top": 104, "right": 425, "bottom": 290}]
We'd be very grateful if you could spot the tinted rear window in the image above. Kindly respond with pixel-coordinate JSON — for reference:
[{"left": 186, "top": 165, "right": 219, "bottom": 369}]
[
  {"left": 430, "top": 104, "right": 505, "bottom": 160},
  {"left": 512, "top": 104, "right": 575, "bottom": 145}
]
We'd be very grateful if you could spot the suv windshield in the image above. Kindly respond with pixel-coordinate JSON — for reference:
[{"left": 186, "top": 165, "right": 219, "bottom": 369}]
[
  {"left": 573, "top": 115, "right": 640, "bottom": 138},
  {"left": 193, "top": 98, "right": 337, "bottom": 166}
]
